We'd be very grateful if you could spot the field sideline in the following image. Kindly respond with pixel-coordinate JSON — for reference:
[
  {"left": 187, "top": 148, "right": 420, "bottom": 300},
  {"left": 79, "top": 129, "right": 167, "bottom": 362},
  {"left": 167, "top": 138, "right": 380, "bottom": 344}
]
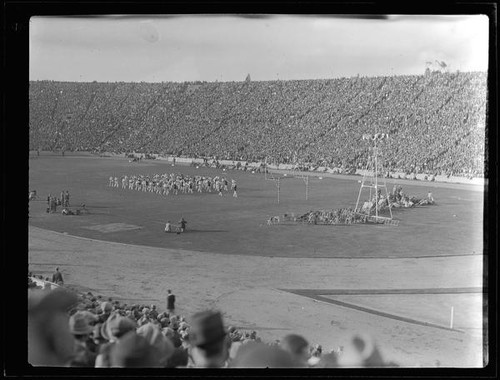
[{"left": 28, "top": 155, "right": 485, "bottom": 367}]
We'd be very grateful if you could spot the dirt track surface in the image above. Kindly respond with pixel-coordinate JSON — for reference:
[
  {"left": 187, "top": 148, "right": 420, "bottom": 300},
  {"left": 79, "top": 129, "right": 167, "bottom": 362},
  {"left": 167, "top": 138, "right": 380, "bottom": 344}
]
[{"left": 29, "top": 226, "right": 484, "bottom": 367}]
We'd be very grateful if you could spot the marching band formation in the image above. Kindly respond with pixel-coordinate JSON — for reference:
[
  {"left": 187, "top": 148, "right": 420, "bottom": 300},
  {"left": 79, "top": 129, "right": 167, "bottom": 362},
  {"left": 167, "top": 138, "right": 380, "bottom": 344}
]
[{"left": 108, "top": 173, "right": 238, "bottom": 198}]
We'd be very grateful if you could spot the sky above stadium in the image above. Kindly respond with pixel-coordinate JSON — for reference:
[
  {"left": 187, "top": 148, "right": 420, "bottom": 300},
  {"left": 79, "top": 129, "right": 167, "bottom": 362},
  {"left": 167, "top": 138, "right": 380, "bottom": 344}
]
[{"left": 30, "top": 14, "right": 489, "bottom": 82}]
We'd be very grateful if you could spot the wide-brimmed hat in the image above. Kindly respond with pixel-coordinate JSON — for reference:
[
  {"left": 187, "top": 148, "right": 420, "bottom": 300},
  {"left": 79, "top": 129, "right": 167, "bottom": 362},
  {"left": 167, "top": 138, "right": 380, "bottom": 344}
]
[
  {"left": 78, "top": 310, "right": 98, "bottom": 325},
  {"left": 102, "top": 312, "right": 137, "bottom": 341},
  {"left": 188, "top": 311, "right": 226, "bottom": 348},
  {"left": 101, "top": 301, "right": 113, "bottom": 313},
  {"left": 69, "top": 312, "right": 93, "bottom": 335},
  {"left": 110, "top": 331, "right": 157, "bottom": 367},
  {"left": 137, "top": 323, "right": 175, "bottom": 365}
]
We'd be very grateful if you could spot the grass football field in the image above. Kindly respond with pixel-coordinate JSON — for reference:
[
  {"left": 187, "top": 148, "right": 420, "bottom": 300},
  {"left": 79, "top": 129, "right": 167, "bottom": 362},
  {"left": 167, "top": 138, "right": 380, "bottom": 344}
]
[{"left": 28, "top": 154, "right": 483, "bottom": 259}]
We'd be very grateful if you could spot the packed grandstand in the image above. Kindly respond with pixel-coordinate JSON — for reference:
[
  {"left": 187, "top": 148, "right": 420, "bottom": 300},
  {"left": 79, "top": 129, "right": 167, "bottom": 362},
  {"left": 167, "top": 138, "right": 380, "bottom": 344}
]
[{"left": 29, "top": 71, "right": 486, "bottom": 179}]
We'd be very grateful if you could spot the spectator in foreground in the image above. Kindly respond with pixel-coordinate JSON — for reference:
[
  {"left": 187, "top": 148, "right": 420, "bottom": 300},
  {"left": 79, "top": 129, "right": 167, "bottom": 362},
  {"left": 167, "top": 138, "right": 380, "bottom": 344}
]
[
  {"left": 28, "top": 288, "right": 77, "bottom": 366},
  {"left": 136, "top": 322, "right": 175, "bottom": 367},
  {"left": 280, "top": 334, "right": 310, "bottom": 367},
  {"left": 109, "top": 331, "right": 157, "bottom": 367},
  {"left": 97, "top": 301, "right": 113, "bottom": 323},
  {"left": 67, "top": 311, "right": 97, "bottom": 367},
  {"left": 336, "top": 333, "right": 396, "bottom": 367},
  {"left": 92, "top": 323, "right": 107, "bottom": 347},
  {"left": 230, "top": 341, "right": 297, "bottom": 368},
  {"left": 308, "top": 344, "right": 323, "bottom": 367},
  {"left": 95, "top": 313, "right": 137, "bottom": 367},
  {"left": 187, "top": 311, "right": 229, "bottom": 368}
]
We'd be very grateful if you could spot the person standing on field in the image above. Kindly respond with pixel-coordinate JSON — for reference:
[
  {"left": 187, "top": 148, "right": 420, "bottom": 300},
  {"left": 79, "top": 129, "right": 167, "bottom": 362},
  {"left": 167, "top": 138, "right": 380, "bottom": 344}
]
[
  {"left": 52, "top": 267, "right": 64, "bottom": 285},
  {"left": 64, "top": 190, "right": 70, "bottom": 207},
  {"left": 167, "top": 290, "right": 176, "bottom": 314},
  {"left": 179, "top": 217, "right": 187, "bottom": 232}
]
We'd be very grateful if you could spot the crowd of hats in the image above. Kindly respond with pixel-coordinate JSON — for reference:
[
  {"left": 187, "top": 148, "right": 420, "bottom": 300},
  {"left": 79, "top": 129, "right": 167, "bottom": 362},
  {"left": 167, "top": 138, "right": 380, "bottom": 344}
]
[
  {"left": 30, "top": 71, "right": 485, "bottom": 178},
  {"left": 28, "top": 274, "right": 399, "bottom": 368}
]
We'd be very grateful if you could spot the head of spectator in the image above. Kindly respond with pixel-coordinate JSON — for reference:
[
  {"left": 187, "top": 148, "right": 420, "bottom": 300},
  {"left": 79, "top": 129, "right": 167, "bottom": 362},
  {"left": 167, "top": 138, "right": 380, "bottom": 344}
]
[
  {"left": 102, "top": 312, "right": 137, "bottom": 342},
  {"left": 160, "top": 317, "right": 170, "bottom": 328},
  {"left": 336, "top": 333, "right": 387, "bottom": 367},
  {"left": 188, "top": 311, "right": 228, "bottom": 368},
  {"left": 77, "top": 310, "right": 98, "bottom": 326},
  {"left": 280, "top": 334, "right": 310, "bottom": 367},
  {"left": 310, "top": 343, "right": 322, "bottom": 357},
  {"left": 69, "top": 311, "right": 94, "bottom": 338},
  {"left": 137, "top": 322, "right": 175, "bottom": 366},
  {"left": 166, "top": 347, "right": 189, "bottom": 368},
  {"left": 162, "top": 327, "right": 174, "bottom": 338},
  {"left": 109, "top": 331, "right": 157, "bottom": 367},
  {"left": 67, "top": 311, "right": 98, "bottom": 367},
  {"left": 230, "top": 341, "right": 297, "bottom": 368},
  {"left": 315, "top": 352, "right": 339, "bottom": 368},
  {"left": 179, "top": 330, "right": 190, "bottom": 348},
  {"left": 28, "top": 288, "right": 78, "bottom": 366},
  {"left": 170, "top": 319, "right": 179, "bottom": 331},
  {"left": 92, "top": 323, "right": 107, "bottom": 346},
  {"left": 101, "top": 301, "right": 113, "bottom": 314}
]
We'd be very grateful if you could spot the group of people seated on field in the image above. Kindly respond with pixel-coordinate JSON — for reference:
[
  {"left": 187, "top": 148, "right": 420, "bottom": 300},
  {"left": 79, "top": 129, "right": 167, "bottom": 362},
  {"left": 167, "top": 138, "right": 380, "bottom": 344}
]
[
  {"left": 296, "top": 208, "right": 367, "bottom": 225},
  {"left": 30, "top": 71, "right": 485, "bottom": 179},
  {"left": 276, "top": 186, "right": 436, "bottom": 225},
  {"left": 359, "top": 186, "right": 436, "bottom": 214},
  {"left": 61, "top": 204, "right": 88, "bottom": 216},
  {"left": 387, "top": 186, "right": 435, "bottom": 208},
  {"left": 28, "top": 271, "right": 399, "bottom": 368},
  {"left": 108, "top": 173, "right": 238, "bottom": 197}
]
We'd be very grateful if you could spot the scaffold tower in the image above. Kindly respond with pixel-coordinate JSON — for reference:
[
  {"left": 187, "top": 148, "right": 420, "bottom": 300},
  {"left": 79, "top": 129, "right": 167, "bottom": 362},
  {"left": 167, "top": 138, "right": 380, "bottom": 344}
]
[{"left": 354, "top": 132, "right": 393, "bottom": 221}]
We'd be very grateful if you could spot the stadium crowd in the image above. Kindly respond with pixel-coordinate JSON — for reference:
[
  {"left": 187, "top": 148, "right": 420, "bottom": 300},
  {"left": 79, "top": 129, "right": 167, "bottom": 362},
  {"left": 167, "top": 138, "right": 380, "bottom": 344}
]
[
  {"left": 28, "top": 272, "right": 398, "bottom": 368},
  {"left": 30, "top": 71, "right": 486, "bottom": 178}
]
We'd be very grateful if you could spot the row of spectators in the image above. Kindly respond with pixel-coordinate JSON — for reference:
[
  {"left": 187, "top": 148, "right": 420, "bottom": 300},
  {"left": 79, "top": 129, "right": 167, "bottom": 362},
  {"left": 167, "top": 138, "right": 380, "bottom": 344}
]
[
  {"left": 29, "top": 71, "right": 486, "bottom": 177},
  {"left": 28, "top": 275, "right": 398, "bottom": 368}
]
